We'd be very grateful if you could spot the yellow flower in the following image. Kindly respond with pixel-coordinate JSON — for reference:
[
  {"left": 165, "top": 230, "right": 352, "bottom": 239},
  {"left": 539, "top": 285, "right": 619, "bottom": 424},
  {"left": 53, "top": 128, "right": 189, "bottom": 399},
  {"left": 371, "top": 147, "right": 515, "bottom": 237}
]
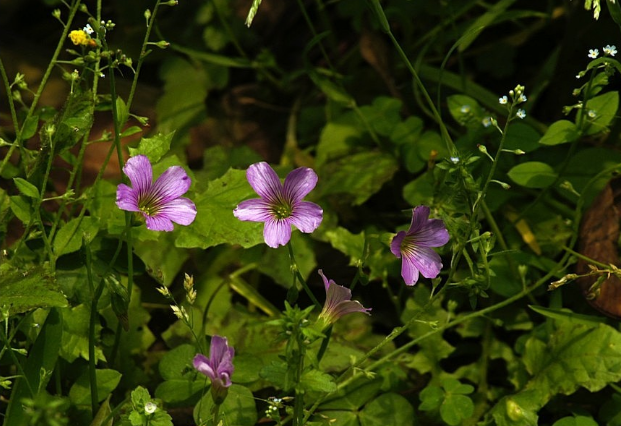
[{"left": 69, "top": 30, "right": 89, "bottom": 46}]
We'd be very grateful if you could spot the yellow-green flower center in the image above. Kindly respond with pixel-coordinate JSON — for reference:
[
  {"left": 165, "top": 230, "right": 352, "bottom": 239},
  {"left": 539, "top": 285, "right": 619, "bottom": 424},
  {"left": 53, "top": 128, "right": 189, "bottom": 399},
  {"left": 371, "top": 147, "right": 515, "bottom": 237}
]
[
  {"left": 138, "top": 194, "right": 161, "bottom": 217},
  {"left": 272, "top": 202, "right": 293, "bottom": 219}
]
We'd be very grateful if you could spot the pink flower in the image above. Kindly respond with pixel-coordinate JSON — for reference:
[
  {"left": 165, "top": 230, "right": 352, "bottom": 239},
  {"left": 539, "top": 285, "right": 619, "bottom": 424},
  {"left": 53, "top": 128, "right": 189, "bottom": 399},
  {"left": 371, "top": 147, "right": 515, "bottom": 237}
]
[
  {"left": 318, "top": 270, "right": 371, "bottom": 325},
  {"left": 233, "top": 162, "right": 323, "bottom": 248},
  {"left": 116, "top": 155, "right": 196, "bottom": 231},
  {"left": 193, "top": 335, "right": 235, "bottom": 397},
  {"left": 390, "top": 206, "right": 450, "bottom": 286}
]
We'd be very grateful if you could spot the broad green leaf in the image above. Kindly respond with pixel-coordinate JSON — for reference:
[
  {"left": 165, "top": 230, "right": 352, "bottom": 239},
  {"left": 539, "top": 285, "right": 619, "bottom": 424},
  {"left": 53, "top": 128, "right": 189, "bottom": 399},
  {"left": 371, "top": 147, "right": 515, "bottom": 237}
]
[
  {"left": 504, "top": 123, "right": 541, "bottom": 153},
  {"left": 316, "top": 112, "right": 365, "bottom": 167},
  {"left": 53, "top": 216, "right": 99, "bottom": 256},
  {"left": 193, "top": 384, "right": 257, "bottom": 426},
  {"left": 539, "top": 120, "right": 579, "bottom": 146},
  {"left": 357, "top": 97, "right": 403, "bottom": 137},
  {"left": 447, "top": 94, "right": 484, "bottom": 127},
  {"left": 419, "top": 385, "right": 443, "bottom": 411},
  {"left": 583, "top": 91, "right": 619, "bottom": 135},
  {"left": 317, "top": 411, "right": 359, "bottom": 426},
  {"left": 358, "top": 393, "right": 415, "bottom": 426},
  {"left": 197, "top": 145, "right": 262, "bottom": 183},
  {"left": 21, "top": 114, "right": 39, "bottom": 139},
  {"left": 507, "top": 161, "right": 558, "bottom": 188},
  {"left": 259, "top": 361, "right": 288, "bottom": 389},
  {"left": 4, "top": 309, "right": 63, "bottom": 426},
  {"left": 9, "top": 195, "right": 31, "bottom": 223},
  {"left": 324, "top": 227, "right": 365, "bottom": 267},
  {"left": 13, "top": 177, "right": 39, "bottom": 198},
  {"left": 389, "top": 116, "right": 424, "bottom": 146},
  {"left": 300, "top": 370, "right": 337, "bottom": 393},
  {"left": 121, "top": 126, "right": 143, "bottom": 138},
  {"left": 0, "top": 266, "right": 68, "bottom": 316},
  {"left": 402, "top": 130, "right": 447, "bottom": 174},
  {"left": 175, "top": 168, "right": 264, "bottom": 249},
  {"left": 154, "top": 379, "right": 204, "bottom": 406},
  {"left": 403, "top": 171, "right": 435, "bottom": 207},
  {"left": 60, "top": 304, "right": 106, "bottom": 363},
  {"left": 492, "top": 321, "right": 621, "bottom": 425},
  {"left": 69, "top": 369, "right": 122, "bottom": 405},
  {"left": 159, "top": 343, "right": 197, "bottom": 380},
  {"left": 552, "top": 416, "right": 598, "bottom": 426},
  {"left": 127, "top": 131, "right": 175, "bottom": 163},
  {"left": 232, "top": 353, "right": 264, "bottom": 384},
  {"left": 319, "top": 151, "right": 398, "bottom": 205},
  {"left": 53, "top": 90, "right": 94, "bottom": 153},
  {"left": 440, "top": 393, "right": 474, "bottom": 426}
]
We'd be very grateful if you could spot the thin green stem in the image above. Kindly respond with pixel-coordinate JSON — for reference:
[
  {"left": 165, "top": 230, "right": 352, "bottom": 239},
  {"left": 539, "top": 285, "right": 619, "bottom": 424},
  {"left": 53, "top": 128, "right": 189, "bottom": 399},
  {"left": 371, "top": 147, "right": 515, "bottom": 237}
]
[
  {"left": 0, "top": 328, "right": 35, "bottom": 398},
  {"left": 85, "top": 242, "right": 102, "bottom": 418},
  {"left": 287, "top": 243, "right": 321, "bottom": 310},
  {"left": 0, "top": 0, "right": 82, "bottom": 176}
]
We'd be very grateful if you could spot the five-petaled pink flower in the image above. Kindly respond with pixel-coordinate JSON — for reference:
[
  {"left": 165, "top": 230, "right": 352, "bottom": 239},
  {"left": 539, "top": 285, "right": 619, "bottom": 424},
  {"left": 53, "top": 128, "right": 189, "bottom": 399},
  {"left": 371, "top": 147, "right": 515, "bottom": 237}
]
[
  {"left": 390, "top": 206, "right": 450, "bottom": 286},
  {"left": 233, "top": 162, "right": 323, "bottom": 248},
  {"left": 116, "top": 155, "right": 197, "bottom": 232},
  {"left": 318, "top": 270, "right": 371, "bottom": 326},
  {"left": 193, "top": 335, "right": 235, "bottom": 400}
]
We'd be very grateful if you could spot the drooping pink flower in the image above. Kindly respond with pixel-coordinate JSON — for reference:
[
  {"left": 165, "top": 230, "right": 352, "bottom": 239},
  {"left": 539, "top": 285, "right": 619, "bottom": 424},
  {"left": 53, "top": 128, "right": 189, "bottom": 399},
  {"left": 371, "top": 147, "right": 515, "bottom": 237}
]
[
  {"left": 318, "top": 270, "right": 371, "bottom": 326},
  {"left": 193, "top": 335, "right": 235, "bottom": 395},
  {"left": 233, "top": 162, "right": 323, "bottom": 248},
  {"left": 115, "top": 155, "right": 197, "bottom": 231},
  {"left": 390, "top": 206, "right": 450, "bottom": 286}
]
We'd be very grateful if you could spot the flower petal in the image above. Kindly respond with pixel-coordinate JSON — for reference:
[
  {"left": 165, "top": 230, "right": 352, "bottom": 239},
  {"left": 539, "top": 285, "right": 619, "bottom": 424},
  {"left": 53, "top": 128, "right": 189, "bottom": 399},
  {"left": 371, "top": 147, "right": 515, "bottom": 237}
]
[
  {"left": 193, "top": 354, "right": 216, "bottom": 380},
  {"left": 390, "top": 231, "right": 406, "bottom": 258},
  {"left": 234, "top": 198, "right": 272, "bottom": 222},
  {"left": 263, "top": 218, "right": 292, "bottom": 248},
  {"left": 331, "top": 300, "right": 371, "bottom": 320},
  {"left": 318, "top": 269, "right": 331, "bottom": 292},
  {"left": 246, "top": 162, "right": 283, "bottom": 201},
  {"left": 116, "top": 183, "right": 139, "bottom": 212},
  {"left": 400, "top": 255, "right": 420, "bottom": 286},
  {"left": 290, "top": 201, "right": 323, "bottom": 233},
  {"left": 415, "top": 219, "right": 450, "bottom": 247},
  {"left": 283, "top": 167, "right": 318, "bottom": 202},
  {"left": 408, "top": 246, "right": 443, "bottom": 279},
  {"left": 150, "top": 166, "right": 192, "bottom": 203},
  {"left": 407, "top": 206, "right": 431, "bottom": 235},
  {"left": 157, "top": 197, "right": 197, "bottom": 226},
  {"left": 123, "top": 155, "right": 152, "bottom": 195},
  {"left": 144, "top": 215, "right": 174, "bottom": 232}
]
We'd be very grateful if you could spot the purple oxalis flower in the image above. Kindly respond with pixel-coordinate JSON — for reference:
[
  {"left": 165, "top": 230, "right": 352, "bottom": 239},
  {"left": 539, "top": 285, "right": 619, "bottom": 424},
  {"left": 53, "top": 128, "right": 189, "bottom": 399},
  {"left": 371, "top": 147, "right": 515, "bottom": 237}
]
[
  {"left": 318, "top": 270, "right": 371, "bottom": 326},
  {"left": 116, "top": 155, "right": 197, "bottom": 232},
  {"left": 390, "top": 206, "right": 450, "bottom": 286},
  {"left": 233, "top": 162, "right": 323, "bottom": 248},
  {"left": 193, "top": 335, "right": 235, "bottom": 396}
]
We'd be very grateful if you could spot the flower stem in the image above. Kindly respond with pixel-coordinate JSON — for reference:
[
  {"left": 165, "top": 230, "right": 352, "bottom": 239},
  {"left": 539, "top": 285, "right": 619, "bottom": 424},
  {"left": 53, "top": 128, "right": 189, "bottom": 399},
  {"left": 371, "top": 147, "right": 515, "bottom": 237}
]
[{"left": 287, "top": 243, "right": 321, "bottom": 310}]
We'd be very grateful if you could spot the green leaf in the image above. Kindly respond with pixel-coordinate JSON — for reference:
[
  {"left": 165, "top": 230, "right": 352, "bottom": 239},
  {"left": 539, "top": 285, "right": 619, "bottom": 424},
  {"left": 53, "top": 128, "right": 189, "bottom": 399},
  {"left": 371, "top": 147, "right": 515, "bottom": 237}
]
[
  {"left": 539, "top": 120, "right": 579, "bottom": 146},
  {"left": 358, "top": 393, "right": 415, "bottom": 426},
  {"left": 115, "top": 96, "right": 129, "bottom": 128},
  {"left": 4, "top": 309, "right": 63, "bottom": 426},
  {"left": 419, "top": 385, "right": 443, "bottom": 411},
  {"left": 528, "top": 305, "right": 606, "bottom": 327},
  {"left": 507, "top": 161, "right": 558, "bottom": 188},
  {"left": 127, "top": 131, "right": 175, "bottom": 163},
  {"left": 159, "top": 344, "right": 197, "bottom": 380},
  {"left": 316, "top": 111, "right": 365, "bottom": 167},
  {"left": 309, "top": 69, "right": 354, "bottom": 105},
  {"left": 121, "top": 126, "right": 143, "bottom": 138},
  {"left": 300, "top": 370, "right": 337, "bottom": 393},
  {"left": 504, "top": 123, "right": 541, "bottom": 153},
  {"left": 442, "top": 378, "right": 474, "bottom": 395},
  {"left": 491, "top": 321, "right": 621, "bottom": 425},
  {"left": 21, "top": 115, "right": 39, "bottom": 139},
  {"left": 13, "top": 177, "right": 39, "bottom": 198},
  {"left": 357, "top": 97, "right": 403, "bottom": 137},
  {"left": 440, "top": 393, "right": 474, "bottom": 426},
  {"left": 69, "top": 369, "right": 122, "bottom": 405},
  {"left": 447, "top": 94, "right": 484, "bottom": 126},
  {"left": 0, "top": 266, "right": 68, "bottom": 316},
  {"left": 319, "top": 151, "right": 398, "bottom": 205},
  {"left": 175, "top": 168, "right": 264, "bottom": 249},
  {"left": 9, "top": 195, "right": 31, "bottom": 223},
  {"left": 583, "top": 91, "right": 619, "bottom": 135},
  {"left": 324, "top": 227, "right": 366, "bottom": 267},
  {"left": 60, "top": 304, "right": 106, "bottom": 363},
  {"left": 552, "top": 415, "right": 599, "bottom": 426},
  {"left": 457, "top": 0, "right": 516, "bottom": 52},
  {"left": 258, "top": 232, "right": 316, "bottom": 289},
  {"left": 193, "top": 384, "right": 257, "bottom": 426},
  {"left": 154, "top": 379, "right": 204, "bottom": 405},
  {"left": 134, "top": 231, "right": 189, "bottom": 286},
  {"left": 53, "top": 216, "right": 99, "bottom": 256}
]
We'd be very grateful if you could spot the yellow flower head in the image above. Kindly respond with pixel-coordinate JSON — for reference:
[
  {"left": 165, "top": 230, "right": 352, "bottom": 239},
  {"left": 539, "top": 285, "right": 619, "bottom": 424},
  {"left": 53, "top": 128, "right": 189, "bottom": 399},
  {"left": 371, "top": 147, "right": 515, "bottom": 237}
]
[{"left": 69, "top": 30, "right": 89, "bottom": 46}]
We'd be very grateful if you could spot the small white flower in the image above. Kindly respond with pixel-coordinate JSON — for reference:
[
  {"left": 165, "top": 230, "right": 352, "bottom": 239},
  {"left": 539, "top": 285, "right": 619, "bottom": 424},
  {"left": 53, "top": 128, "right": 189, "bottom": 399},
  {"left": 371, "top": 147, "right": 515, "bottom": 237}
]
[
  {"left": 576, "top": 74, "right": 582, "bottom": 79},
  {"left": 587, "top": 109, "right": 597, "bottom": 118},
  {"left": 450, "top": 156, "right": 460, "bottom": 164},
  {"left": 145, "top": 402, "right": 157, "bottom": 414},
  {"left": 516, "top": 109, "right": 526, "bottom": 119},
  {"left": 499, "top": 96, "right": 508, "bottom": 105},
  {"left": 460, "top": 105, "right": 471, "bottom": 114},
  {"left": 519, "top": 94, "right": 527, "bottom": 103},
  {"left": 83, "top": 24, "right": 94, "bottom": 34},
  {"left": 604, "top": 45, "right": 617, "bottom": 56},
  {"left": 588, "top": 49, "right": 599, "bottom": 59},
  {"left": 482, "top": 117, "right": 492, "bottom": 128}
]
